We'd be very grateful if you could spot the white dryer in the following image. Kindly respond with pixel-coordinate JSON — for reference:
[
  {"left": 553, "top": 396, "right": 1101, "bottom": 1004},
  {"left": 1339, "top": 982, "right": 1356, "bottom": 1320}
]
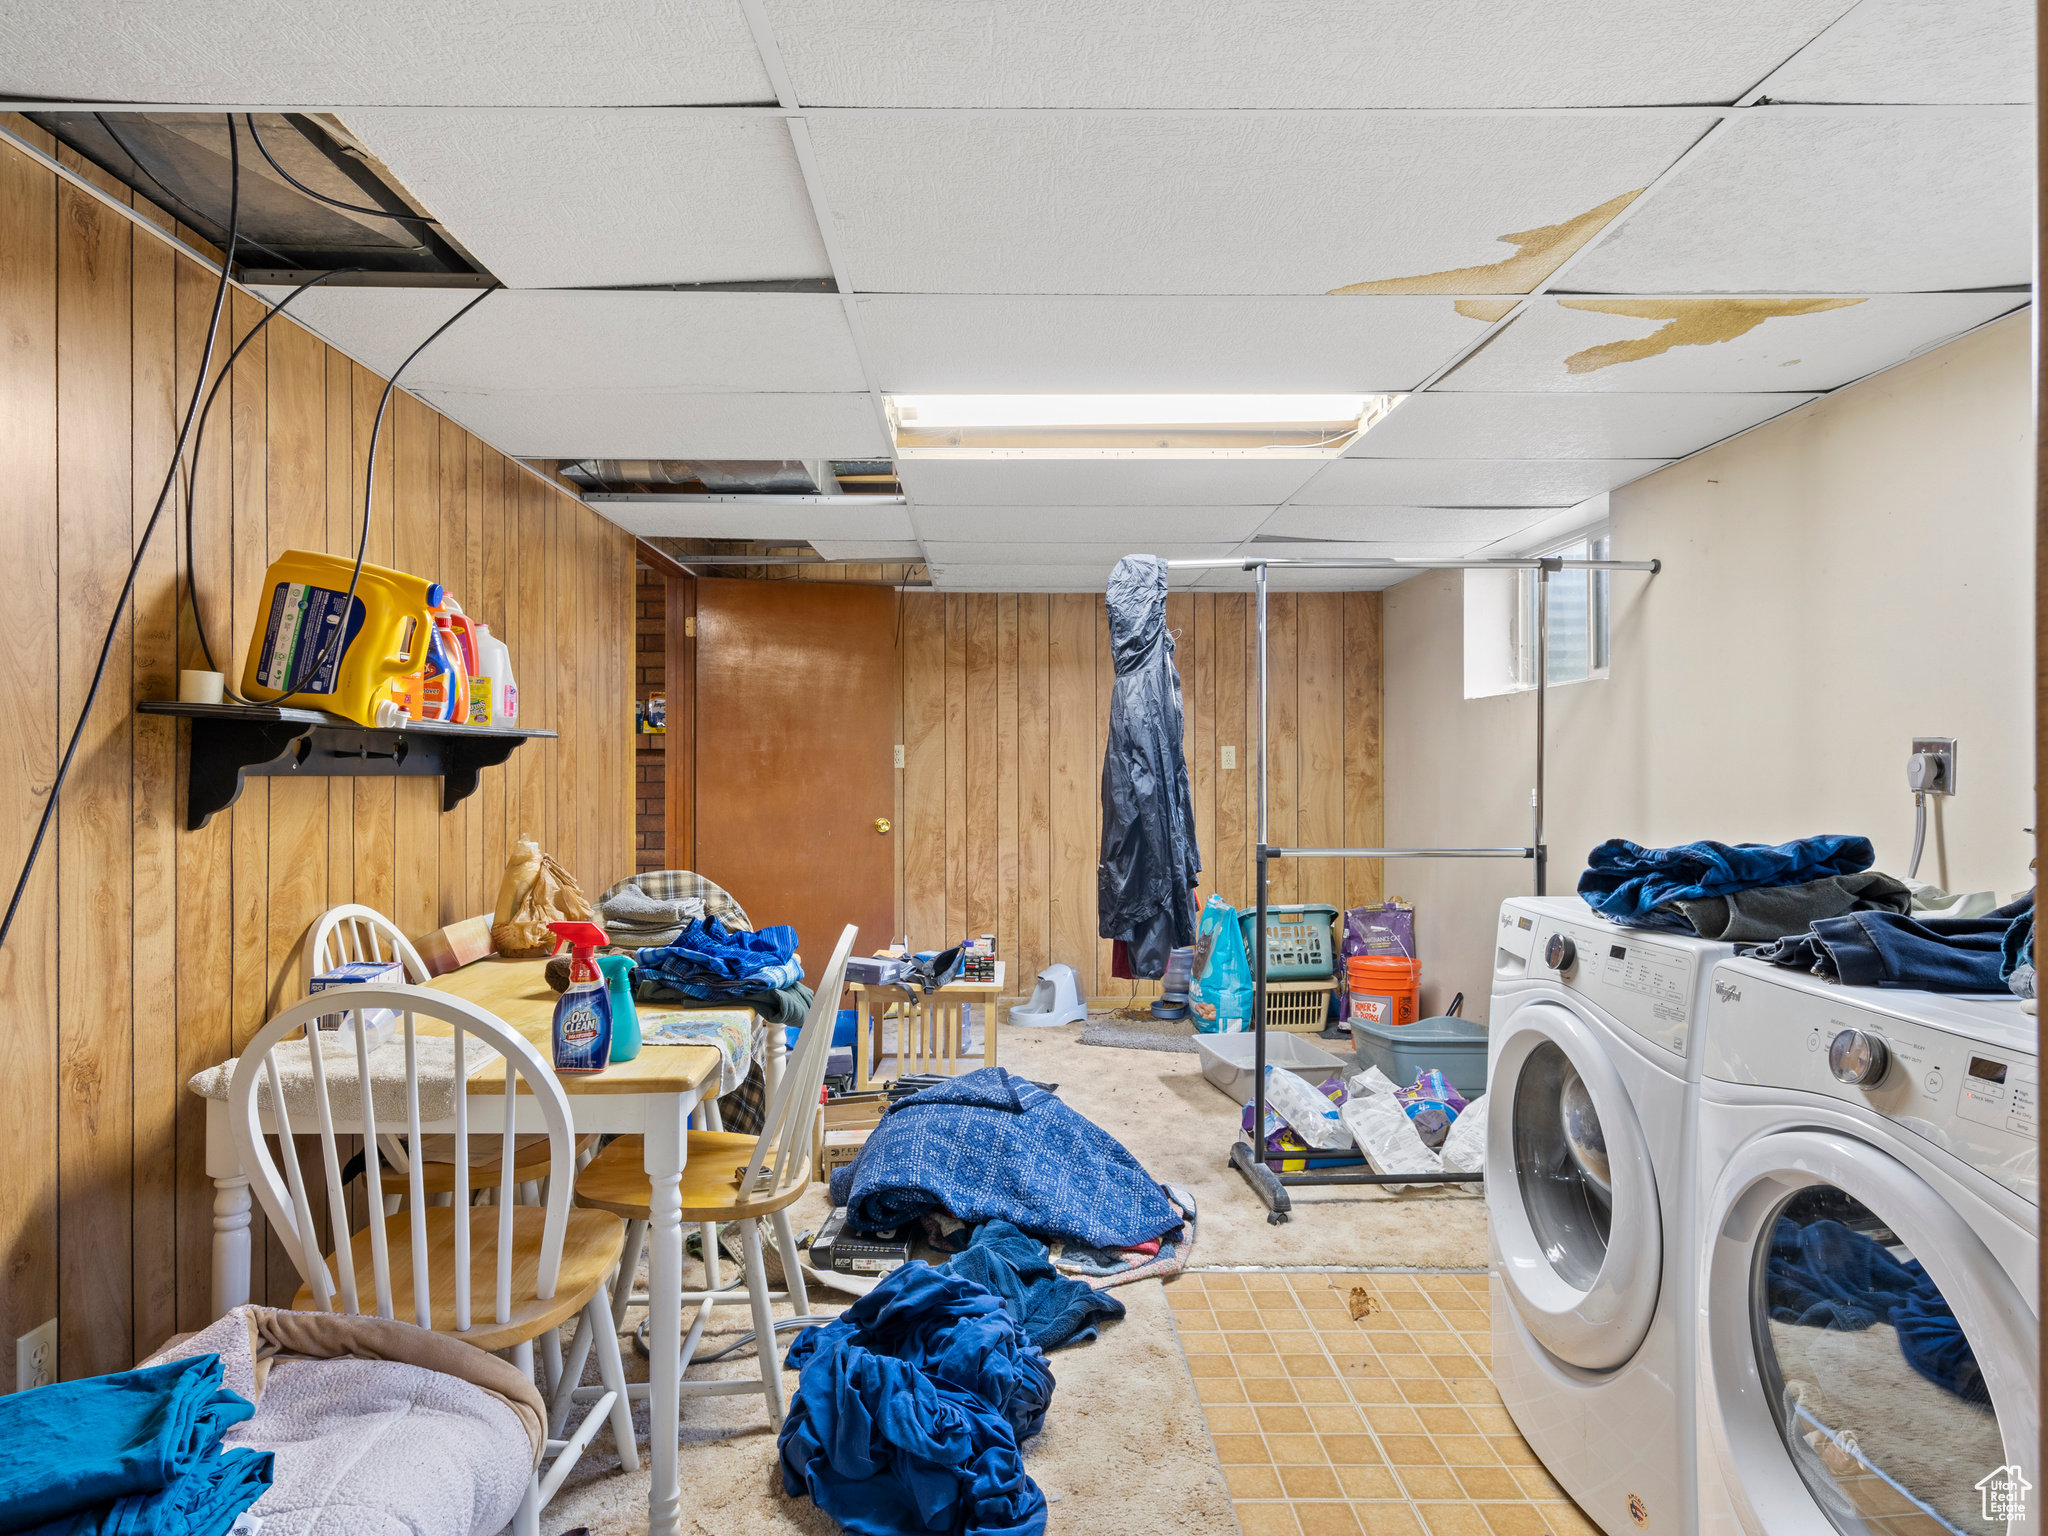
[
  {"left": 1694, "top": 958, "right": 2037, "bottom": 1536},
  {"left": 1488, "top": 896, "right": 1738, "bottom": 1536}
]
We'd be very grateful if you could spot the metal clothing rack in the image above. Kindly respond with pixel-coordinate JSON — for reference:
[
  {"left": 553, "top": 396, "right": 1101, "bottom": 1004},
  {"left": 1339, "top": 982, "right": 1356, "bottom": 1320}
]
[{"left": 1161, "top": 553, "right": 1661, "bottom": 1222}]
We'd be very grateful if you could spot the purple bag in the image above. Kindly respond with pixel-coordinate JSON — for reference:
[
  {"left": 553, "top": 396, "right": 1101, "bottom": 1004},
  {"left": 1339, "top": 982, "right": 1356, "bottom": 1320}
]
[
  {"left": 1340, "top": 902, "right": 1414, "bottom": 1020},
  {"left": 1394, "top": 1068, "right": 1467, "bottom": 1150}
]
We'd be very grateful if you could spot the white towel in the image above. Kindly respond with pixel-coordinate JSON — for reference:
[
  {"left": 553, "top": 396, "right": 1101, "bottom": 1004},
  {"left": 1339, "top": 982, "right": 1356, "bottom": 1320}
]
[{"left": 187, "top": 1033, "right": 503, "bottom": 1127}]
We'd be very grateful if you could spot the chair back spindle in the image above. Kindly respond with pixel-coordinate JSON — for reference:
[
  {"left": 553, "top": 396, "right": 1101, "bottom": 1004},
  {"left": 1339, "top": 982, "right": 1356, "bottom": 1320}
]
[
  {"left": 736, "top": 924, "right": 857, "bottom": 1202},
  {"left": 228, "top": 986, "right": 576, "bottom": 1338}
]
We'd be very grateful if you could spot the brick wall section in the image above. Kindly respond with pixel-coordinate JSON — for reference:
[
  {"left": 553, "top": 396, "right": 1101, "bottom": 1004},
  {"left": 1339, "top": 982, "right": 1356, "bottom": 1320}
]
[{"left": 636, "top": 568, "right": 666, "bottom": 871}]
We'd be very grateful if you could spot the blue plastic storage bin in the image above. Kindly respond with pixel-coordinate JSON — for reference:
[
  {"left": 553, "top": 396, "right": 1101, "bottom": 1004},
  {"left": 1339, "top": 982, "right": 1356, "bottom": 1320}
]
[{"left": 1348, "top": 1014, "right": 1488, "bottom": 1100}]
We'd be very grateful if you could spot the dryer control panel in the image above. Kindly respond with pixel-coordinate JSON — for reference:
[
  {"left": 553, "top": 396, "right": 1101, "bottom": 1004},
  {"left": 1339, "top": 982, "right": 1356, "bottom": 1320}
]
[
  {"left": 1705, "top": 959, "right": 2038, "bottom": 1202},
  {"left": 1525, "top": 915, "right": 1698, "bottom": 1061}
]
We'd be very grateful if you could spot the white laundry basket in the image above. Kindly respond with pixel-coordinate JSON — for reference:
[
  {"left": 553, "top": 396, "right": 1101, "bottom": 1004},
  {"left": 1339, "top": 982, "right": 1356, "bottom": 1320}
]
[{"left": 1008, "top": 963, "right": 1087, "bottom": 1027}]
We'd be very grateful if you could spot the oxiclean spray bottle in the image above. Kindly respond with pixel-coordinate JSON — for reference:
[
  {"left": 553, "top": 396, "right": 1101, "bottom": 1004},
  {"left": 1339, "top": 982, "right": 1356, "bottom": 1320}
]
[{"left": 548, "top": 921, "right": 614, "bottom": 1073}]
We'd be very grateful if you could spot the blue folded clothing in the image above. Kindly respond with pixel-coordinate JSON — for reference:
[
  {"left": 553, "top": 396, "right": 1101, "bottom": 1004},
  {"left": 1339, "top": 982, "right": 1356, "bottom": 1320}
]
[
  {"left": 830, "top": 1068, "right": 1182, "bottom": 1251},
  {"left": 1579, "top": 836, "right": 1873, "bottom": 922},
  {"left": 941, "top": 1222, "right": 1126, "bottom": 1351},
  {"left": 781, "top": 1266, "right": 1051, "bottom": 1536},
  {"left": 636, "top": 916, "right": 804, "bottom": 995},
  {"left": 1746, "top": 895, "right": 2033, "bottom": 993},
  {"left": 0, "top": 1354, "right": 269, "bottom": 1536}
]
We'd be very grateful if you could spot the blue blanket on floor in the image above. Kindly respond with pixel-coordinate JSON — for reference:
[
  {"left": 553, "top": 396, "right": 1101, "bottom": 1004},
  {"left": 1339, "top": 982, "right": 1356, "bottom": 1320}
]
[
  {"left": 1766, "top": 1217, "right": 1983, "bottom": 1402},
  {"left": 0, "top": 1354, "right": 270, "bottom": 1536},
  {"left": 781, "top": 1266, "right": 1051, "bottom": 1536},
  {"left": 942, "top": 1222, "right": 1126, "bottom": 1350},
  {"left": 1579, "top": 836, "right": 1873, "bottom": 922},
  {"left": 830, "top": 1068, "right": 1182, "bottom": 1251}
]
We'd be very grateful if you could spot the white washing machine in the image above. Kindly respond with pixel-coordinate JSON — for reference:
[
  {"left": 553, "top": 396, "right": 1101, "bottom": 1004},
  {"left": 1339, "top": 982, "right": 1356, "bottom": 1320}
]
[
  {"left": 1694, "top": 958, "right": 2038, "bottom": 1536},
  {"left": 1488, "top": 896, "right": 1739, "bottom": 1536}
]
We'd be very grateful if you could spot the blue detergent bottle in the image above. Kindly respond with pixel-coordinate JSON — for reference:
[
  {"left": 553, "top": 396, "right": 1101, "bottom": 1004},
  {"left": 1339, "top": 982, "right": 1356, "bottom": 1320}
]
[
  {"left": 548, "top": 921, "right": 613, "bottom": 1073},
  {"left": 596, "top": 954, "right": 641, "bottom": 1062}
]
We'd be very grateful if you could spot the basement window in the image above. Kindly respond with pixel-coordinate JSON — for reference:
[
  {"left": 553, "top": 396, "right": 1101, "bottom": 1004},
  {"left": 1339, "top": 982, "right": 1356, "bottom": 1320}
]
[
  {"left": 886, "top": 394, "right": 1400, "bottom": 458},
  {"left": 1464, "top": 532, "right": 1612, "bottom": 699},
  {"left": 27, "top": 111, "right": 483, "bottom": 280}
]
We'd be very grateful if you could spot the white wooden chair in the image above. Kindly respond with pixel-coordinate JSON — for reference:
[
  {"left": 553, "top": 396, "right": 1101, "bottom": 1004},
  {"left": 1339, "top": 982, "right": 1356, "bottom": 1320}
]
[
  {"left": 573, "top": 923, "right": 857, "bottom": 1428},
  {"left": 311, "top": 903, "right": 592, "bottom": 1206},
  {"left": 229, "top": 986, "right": 639, "bottom": 1536}
]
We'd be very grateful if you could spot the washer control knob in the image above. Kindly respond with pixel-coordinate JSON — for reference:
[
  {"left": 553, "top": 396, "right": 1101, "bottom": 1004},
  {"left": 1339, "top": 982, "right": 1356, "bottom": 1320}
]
[
  {"left": 1828, "top": 1029, "right": 1890, "bottom": 1087},
  {"left": 1545, "top": 934, "right": 1577, "bottom": 973}
]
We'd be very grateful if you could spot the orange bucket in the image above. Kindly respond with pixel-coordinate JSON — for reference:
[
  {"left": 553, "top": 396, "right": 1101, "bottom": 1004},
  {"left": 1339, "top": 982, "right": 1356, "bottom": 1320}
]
[{"left": 1347, "top": 954, "right": 1420, "bottom": 1029}]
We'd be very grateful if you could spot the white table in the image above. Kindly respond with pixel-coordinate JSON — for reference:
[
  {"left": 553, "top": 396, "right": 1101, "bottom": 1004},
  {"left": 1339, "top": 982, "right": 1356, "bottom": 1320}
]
[{"left": 200, "top": 956, "right": 770, "bottom": 1536}]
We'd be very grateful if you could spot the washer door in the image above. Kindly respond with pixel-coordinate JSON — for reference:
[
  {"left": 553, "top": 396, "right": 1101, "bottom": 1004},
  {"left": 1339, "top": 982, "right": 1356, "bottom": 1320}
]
[
  {"left": 1487, "top": 998, "right": 1662, "bottom": 1372},
  {"left": 1700, "top": 1129, "right": 2039, "bottom": 1536}
]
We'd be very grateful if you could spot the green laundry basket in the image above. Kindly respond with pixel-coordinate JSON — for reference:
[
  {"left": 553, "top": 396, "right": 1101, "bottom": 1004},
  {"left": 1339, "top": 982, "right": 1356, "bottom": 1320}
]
[{"left": 1237, "top": 903, "right": 1339, "bottom": 980}]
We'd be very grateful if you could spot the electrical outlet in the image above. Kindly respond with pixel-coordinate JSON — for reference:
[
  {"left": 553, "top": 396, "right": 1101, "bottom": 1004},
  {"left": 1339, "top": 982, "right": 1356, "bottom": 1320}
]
[
  {"left": 1908, "top": 737, "right": 1958, "bottom": 795},
  {"left": 894, "top": 744, "right": 905, "bottom": 769},
  {"left": 1220, "top": 745, "right": 1237, "bottom": 770},
  {"left": 16, "top": 1318, "right": 55, "bottom": 1393}
]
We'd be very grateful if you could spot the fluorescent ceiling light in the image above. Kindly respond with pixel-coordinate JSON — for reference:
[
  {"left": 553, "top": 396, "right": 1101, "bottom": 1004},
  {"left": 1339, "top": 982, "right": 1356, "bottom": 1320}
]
[{"left": 888, "top": 394, "right": 1402, "bottom": 458}]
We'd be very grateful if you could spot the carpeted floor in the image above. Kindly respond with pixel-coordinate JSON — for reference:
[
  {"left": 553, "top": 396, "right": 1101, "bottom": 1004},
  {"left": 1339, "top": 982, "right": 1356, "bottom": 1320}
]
[
  {"left": 795, "top": 1018, "right": 1488, "bottom": 1271},
  {"left": 541, "top": 1017, "right": 1489, "bottom": 1534},
  {"left": 543, "top": 1273, "right": 1237, "bottom": 1536}
]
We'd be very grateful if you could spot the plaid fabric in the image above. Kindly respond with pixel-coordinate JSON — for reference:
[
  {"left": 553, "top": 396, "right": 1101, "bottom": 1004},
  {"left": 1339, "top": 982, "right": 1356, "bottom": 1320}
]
[
  {"left": 722, "top": 1056, "right": 768, "bottom": 1136},
  {"left": 602, "top": 870, "right": 752, "bottom": 931},
  {"left": 418, "top": 914, "right": 494, "bottom": 977}
]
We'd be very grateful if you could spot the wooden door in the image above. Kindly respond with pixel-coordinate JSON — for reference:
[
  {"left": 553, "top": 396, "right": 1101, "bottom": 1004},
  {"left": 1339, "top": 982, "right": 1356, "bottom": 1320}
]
[{"left": 693, "top": 579, "right": 898, "bottom": 974}]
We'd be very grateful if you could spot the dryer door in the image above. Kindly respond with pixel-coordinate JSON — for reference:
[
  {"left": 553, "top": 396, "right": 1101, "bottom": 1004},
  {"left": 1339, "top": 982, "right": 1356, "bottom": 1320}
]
[
  {"left": 1699, "top": 1129, "right": 2038, "bottom": 1536},
  {"left": 1487, "top": 998, "right": 1662, "bottom": 1372}
]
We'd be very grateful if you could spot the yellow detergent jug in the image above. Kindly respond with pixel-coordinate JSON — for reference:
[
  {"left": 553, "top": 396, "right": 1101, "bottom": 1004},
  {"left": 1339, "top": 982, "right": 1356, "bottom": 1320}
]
[{"left": 241, "top": 550, "right": 437, "bottom": 726}]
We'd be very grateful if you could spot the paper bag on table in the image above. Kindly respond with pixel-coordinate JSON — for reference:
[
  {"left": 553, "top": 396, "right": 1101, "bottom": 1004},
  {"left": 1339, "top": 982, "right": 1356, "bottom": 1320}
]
[{"left": 491, "top": 836, "right": 596, "bottom": 958}]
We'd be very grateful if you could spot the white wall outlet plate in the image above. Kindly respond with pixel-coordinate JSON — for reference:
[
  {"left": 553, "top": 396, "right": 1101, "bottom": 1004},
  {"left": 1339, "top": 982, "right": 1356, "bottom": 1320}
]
[
  {"left": 1220, "top": 745, "right": 1237, "bottom": 770},
  {"left": 894, "top": 744, "right": 906, "bottom": 769},
  {"left": 16, "top": 1318, "right": 55, "bottom": 1393}
]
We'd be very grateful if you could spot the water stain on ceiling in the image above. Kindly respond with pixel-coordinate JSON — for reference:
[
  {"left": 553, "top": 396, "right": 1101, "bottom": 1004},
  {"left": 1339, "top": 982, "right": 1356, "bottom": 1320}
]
[
  {"left": 1454, "top": 299, "right": 1519, "bottom": 321},
  {"left": 1329, "top": 189, "right": 1643, "bottom": 297},
  {"left": 1556, "top": 296, "right": 1867, "bottom": 373}
]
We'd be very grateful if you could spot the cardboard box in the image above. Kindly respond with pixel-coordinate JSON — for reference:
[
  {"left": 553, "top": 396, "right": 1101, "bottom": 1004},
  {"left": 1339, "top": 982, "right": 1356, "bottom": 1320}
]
[
  {"left": 821, "top": 1127, "right": 873, "bottom": 1180},
  {"left": 308, "top": 961, "right": 403, "bottom": 1048}
]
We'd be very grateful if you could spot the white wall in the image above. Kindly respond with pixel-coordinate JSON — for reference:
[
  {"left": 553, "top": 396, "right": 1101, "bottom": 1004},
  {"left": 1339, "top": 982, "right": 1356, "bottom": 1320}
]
[{"left": 1383, "top": 311, "right": 2035, "bottom": 1022}]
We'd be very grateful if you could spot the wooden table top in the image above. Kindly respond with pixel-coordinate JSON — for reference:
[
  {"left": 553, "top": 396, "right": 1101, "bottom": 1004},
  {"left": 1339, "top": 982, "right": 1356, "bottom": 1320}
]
[
  {"left": 850, "top": 960, "right": 1005, "bottom": 995},
  {"left": 422, "top": 956, "right": 729, "bottom": 1096}
]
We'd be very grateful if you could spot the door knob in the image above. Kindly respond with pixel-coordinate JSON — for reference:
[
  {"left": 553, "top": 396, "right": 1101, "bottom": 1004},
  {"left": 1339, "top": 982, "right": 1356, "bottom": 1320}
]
[{"left": 874, "top": 818, "right": 892, "bottom": 834}]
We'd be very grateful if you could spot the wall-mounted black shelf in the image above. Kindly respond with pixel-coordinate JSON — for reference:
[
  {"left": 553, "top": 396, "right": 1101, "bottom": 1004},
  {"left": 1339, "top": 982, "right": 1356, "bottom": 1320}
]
[{"left": 138, "top": 701, "right": 556, "bottom": 831}]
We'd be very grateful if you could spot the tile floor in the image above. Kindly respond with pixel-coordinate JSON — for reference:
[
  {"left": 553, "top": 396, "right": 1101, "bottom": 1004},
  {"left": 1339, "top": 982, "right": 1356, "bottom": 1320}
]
[{"left": 1168, "top": 1268, "right": 1601, "bottom": 1536}]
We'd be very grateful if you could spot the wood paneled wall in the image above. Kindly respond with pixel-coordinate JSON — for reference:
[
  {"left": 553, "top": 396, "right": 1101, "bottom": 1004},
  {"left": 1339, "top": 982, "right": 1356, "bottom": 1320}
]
[
  {"left": 0, "top": 121, "right": 636, "bottom": 1378},
  {"left": 896, "top": 590, "right": 1383, "bottom": 1003}
]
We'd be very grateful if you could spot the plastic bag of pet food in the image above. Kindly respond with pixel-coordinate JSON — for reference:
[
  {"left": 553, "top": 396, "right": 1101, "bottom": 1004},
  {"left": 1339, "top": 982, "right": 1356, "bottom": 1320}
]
[
  {"left": 1439, "top": 1094, "right": 1489, "bottom": 1174},
  {"left": 1395, "top": 1068, "right": 1467, "bottom": 1151},
  {"left": 1191, "top": 894, "right": 1254, "bottom": 1034},
  {"left": 1340, "top": 1090, "right": 1443, "bottom": 1191},
  {"left": 1257, "top": 1065, "right": 1353, "bottom": 1150},
  {"left": 1338, "top": 900, "right": 1415, "bottom": 1021}
]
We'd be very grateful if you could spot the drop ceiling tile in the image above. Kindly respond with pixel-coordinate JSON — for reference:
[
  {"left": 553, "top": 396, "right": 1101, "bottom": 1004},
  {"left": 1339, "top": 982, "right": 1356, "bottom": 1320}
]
[
  {"left": 805, "top": 113, "right": 1714, "bottom": 295},
  {"left": 923, "top": 541, "right": 1242, "bottom": 565},
  {"left": 767, "top": 0, "right": 1844, "bottom": 107},
  {"left": 895, "top": 459, "right": 1324, "bottom": 505},
  {"left": 1750, "top": 0, "right": 2031, "bottom": 104},
  {"left": 1238, "top": 540, "right": 1488, "bottom": 558},
  {"left": 925, "top": 564, "right": 1136, "bottom": 592},
  {"left": 911, "top": 505, "right": 1270, "bottom": 543},
  {"left": 601, "top": 503, "right": 916, "bottom": 542},
  {"left": 1257, "top": 506, "right": 1557, "bottom": 543},
  {"left": 808, "top": 540, "right": 927, "bottom": 561},
  {"left": 1293, "top": 458, "right": 1667, "bottom": 506},
  {"left": 1349, "top": 391, "right": 1815, "bottom": 460},
  {"left": 250, "top": 289, "right": 866, "bottom": 393},
  {"left": 340, "top": 110, "right": 829, "bottom": 288},
  {"left": 1565, "top": 114, "right": 2033, "bottom": 293},
  {"left": 1439, "top": 294, "right": 2027, "bottom": 392},
  {"left": 0, "top": 1, "right": 772, "bottom": 104},
  {"left": 858, "top": 295, "right": 1490, "bottom": 392},
  {"left": 411, "top": 388, "right": 884, "bottom": 460}
]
